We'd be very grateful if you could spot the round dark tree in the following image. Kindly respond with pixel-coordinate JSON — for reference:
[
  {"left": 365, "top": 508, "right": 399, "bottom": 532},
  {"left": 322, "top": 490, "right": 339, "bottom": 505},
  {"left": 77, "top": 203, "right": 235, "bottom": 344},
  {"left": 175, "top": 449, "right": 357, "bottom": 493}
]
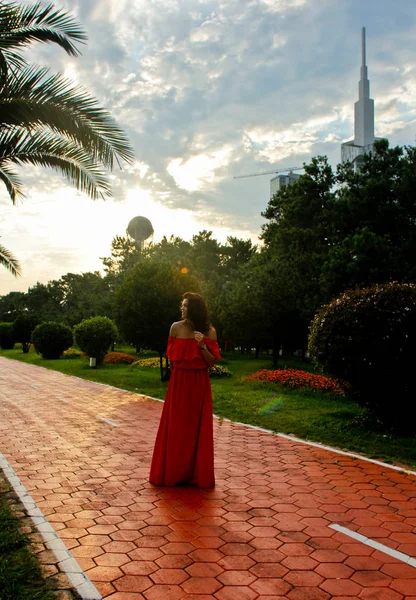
[
  {"left": 74, "top": 316, "right": 118, "bottom": 365},
  {"left": 308, "top": 282, "right": 416, "bottom": 431},
  {"left": 0, "top": 322, "right": 15, "bottom": 349},
  {"left": 31, "top": 322, "right": 73, "bottom": 359},
  {"left": 13, "top": 313, "right": 38, "bottom": 353}
]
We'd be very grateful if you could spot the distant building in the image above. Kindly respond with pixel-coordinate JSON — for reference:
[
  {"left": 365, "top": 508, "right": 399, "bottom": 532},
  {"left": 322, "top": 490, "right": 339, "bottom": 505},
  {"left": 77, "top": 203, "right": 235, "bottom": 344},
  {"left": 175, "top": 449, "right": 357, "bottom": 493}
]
[
  {"left": 270, "top": 172, "right": 302, "bottom": 199},
  {"left": 341, "top": 27, "right": 384, "bottom": 170}
]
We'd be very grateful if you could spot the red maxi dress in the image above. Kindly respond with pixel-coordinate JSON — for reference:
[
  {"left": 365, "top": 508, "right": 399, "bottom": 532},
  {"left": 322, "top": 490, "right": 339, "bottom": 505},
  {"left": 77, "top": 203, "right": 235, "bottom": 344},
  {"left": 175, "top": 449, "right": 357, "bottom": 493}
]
[{"left": 149, "top": 336, "right": 220, "bottom": 488}]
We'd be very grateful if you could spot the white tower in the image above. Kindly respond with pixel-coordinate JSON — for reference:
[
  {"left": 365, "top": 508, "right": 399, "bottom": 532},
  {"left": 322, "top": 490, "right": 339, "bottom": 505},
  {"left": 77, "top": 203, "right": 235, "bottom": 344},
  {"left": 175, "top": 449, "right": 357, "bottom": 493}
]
[{"left": 341, "top": 27, "right": 382, "bottom": 169}]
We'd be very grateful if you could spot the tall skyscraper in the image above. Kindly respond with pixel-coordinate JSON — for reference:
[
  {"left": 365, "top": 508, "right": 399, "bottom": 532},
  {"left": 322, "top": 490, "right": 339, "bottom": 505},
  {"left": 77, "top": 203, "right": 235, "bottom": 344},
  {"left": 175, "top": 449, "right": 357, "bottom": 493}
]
[{"left": 341, "top": 27, "right": 383, "bottom": 169}]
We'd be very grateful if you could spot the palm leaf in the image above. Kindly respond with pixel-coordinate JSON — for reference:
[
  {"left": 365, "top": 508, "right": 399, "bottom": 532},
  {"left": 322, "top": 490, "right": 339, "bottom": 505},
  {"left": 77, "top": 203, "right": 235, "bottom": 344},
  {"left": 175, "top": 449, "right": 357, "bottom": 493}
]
[
  {"left": 0, "top": 243, "right": 21, "bottom": 277},
  {"left": 0, "top": 65, "right": 135, "bottom": 168},
  {"left": 0, "top": 1, "right": 86, "bottom": 55},
  {"left": 0, "top": 160, "right": 23, "bottom": 202},
  {"left": 0, "top": 127, "right": 113, "bottom": 200}
]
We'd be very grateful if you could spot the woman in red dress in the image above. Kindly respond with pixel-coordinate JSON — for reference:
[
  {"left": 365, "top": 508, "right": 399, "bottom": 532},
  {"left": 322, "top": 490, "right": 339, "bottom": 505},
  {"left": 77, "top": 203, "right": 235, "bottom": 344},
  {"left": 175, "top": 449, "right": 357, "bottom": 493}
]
[{"left": 149, "top": 292, "right": 220, "bottom": 488}]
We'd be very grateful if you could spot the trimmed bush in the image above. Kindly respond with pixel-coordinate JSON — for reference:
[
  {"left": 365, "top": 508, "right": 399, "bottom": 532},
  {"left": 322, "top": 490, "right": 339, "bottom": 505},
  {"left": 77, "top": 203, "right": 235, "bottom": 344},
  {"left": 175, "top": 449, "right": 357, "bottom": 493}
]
[
  {"left": 13, "top": 314, "right": 38, "bottom": 353},
  {"left": 0, "top": 322, "right": 15, "bottom": 349},
  {"left": 31, "top": 322, "right": 73, "bottom": 359},
  {"left": 74, "top": 316, "right": 118, "bottom": 365},
  {"left": 308, "top": 282, "right": 416, "bottom": 429}
]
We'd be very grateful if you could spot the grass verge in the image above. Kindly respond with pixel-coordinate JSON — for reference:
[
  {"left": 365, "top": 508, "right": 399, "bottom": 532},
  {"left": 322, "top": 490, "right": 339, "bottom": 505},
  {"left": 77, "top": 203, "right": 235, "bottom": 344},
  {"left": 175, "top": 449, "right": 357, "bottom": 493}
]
[
  {"left": 0, "top": 476, "right": 58, "bottom": 600},
  {"left": 1, "top": 346, "right": 415, "bottom": 469}
]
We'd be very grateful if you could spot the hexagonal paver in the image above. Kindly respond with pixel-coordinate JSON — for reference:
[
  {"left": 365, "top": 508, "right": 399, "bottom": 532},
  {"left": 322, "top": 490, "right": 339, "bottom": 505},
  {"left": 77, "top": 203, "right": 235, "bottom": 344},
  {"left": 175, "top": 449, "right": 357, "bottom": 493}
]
[
  {"left": 217, "top": 555, "right": 256, "bottom": 571},
  {"left": 94, "top": 553, "right": 130, "bottom": 567},
  {"left": 249, "top": 562, "right": 289, "bottom": 578},
  {"left": 121, "top": 560, "right": 158, "bottom": 575},
  {"left": 189, "top": 548, "right": 224, "bottom": 562},
  {"left": 85, "top": 566, "right": 123, "bottom": 582},
  {"left": 143, "top": 584, "right": 185, "bottom": 600},
  {"left": 214, "top": 585, "right": 258, "bottom": 600},
  {"left": 186, "top": 562, "right": 224, "bottom": 578},
  {"left": 156, "top": 554, "right": 193, "bottom": 569},
  {"left": 181, "top": 576, "right": 222, "bottom": 594},
  {"left": 217, "top": 570, "right": 256, "bottom": 586},
  {"left": 220, "top": 543, "right": 254, "bottom": 556},
  {"left": 149, "top": 568, "right": 189, "bottom": 585},
  {"left": 161, "top": 541, "right": 195, "bottom": 554},
  {"left": 114, "top": 574, "right": 153, "bottom": 592}
]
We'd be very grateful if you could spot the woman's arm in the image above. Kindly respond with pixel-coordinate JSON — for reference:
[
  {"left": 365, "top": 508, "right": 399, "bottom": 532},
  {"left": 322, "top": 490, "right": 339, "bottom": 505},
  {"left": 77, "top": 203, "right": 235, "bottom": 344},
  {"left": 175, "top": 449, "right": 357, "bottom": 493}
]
[{"left": 194, "top": 327, "right": 217, "bottom": 368}]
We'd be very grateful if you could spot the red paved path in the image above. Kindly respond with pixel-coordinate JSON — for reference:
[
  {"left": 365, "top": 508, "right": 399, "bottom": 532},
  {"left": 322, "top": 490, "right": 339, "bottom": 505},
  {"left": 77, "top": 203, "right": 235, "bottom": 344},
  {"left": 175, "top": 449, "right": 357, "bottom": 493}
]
[{"left": 0, "top": 356, "right": 415, "bottom": 600}]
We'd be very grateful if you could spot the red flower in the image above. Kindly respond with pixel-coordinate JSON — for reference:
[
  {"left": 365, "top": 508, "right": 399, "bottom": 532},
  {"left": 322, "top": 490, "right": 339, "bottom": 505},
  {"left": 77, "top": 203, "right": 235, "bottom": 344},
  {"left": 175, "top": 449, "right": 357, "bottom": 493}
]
[{"left": 243, "top": 368, "right": 347, "bottom": 396}]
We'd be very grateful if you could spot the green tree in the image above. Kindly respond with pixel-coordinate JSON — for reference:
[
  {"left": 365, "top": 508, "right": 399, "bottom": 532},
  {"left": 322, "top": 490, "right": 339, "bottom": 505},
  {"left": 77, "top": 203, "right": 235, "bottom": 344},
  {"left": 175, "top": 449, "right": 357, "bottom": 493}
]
[
  {"left": 221, "top": 236, "right": 257, "bottom": 277},
  {"left": 324, "top": 139, "right": 416, "bottom": 295},
  {"left": 261, "top": 156, "right": 336, "bottom": 323},
  {"left": 59, "top": 272, "right": 113, "bottom": 326},
  {"left": 0, "top": 289, "right": 26, "bottom": 320},
  {"left": 25, "top": 280, "right": 64, "bottom": 323},
  {"left": 114, "top": 260, "right": 198, "bottom": 379},
  {"left": 101, "top": 235, "right": 142, "bottom": 280}
]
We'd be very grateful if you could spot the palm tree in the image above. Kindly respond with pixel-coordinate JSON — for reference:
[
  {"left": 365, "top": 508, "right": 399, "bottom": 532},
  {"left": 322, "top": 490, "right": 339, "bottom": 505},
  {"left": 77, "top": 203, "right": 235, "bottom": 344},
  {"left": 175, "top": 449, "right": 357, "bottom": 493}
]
[
  {"left": 0, "top": 1, "right": 135, "bottom": 203},
  {"left": 0, "top": 2, "right": 135, "bottom": 277}
]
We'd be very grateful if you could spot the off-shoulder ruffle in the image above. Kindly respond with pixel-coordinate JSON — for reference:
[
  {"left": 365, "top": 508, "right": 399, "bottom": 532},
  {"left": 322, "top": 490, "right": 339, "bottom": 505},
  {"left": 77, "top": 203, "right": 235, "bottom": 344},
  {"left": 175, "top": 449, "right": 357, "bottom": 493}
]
[{"left": 167, "top": 336, "right": 221, "bottom": 362}]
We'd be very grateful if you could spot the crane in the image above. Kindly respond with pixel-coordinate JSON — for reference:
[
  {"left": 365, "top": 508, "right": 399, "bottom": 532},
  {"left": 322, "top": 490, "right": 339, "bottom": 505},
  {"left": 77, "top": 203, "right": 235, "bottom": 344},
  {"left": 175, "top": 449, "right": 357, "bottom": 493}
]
[{"left": 234, "top": 166, "right": 303, "bottom": 179}]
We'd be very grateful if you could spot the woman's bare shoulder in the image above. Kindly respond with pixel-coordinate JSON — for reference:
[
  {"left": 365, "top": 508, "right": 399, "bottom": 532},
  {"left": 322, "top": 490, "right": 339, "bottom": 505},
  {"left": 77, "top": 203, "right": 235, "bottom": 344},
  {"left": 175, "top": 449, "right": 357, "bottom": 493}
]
[
  {"left": 170, "top": 320, "right": 189, "bottom": 337},
  {"left": 206, "top": 326, "right": 217, "bottom": 341}
]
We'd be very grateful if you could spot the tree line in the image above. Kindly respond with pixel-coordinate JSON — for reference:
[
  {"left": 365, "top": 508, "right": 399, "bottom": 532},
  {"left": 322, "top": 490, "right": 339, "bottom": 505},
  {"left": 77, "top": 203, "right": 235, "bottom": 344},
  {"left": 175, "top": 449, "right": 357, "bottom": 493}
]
[{"left": 1, "top": 139, "right": 415, "bottom": 365}]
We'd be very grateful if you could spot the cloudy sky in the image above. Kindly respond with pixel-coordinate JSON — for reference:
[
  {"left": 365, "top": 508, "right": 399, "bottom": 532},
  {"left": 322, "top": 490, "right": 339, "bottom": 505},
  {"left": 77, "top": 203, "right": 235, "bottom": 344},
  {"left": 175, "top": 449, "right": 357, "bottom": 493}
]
[{"left": 1, "top": 0, "right": 416, "bottom": 295}]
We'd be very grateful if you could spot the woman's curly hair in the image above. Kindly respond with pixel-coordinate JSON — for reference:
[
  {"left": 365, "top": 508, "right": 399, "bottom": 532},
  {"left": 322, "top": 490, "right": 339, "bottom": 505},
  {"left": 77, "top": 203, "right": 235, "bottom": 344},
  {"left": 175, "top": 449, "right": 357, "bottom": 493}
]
[{"left": 182, "top": 292, "right": 211, "bottom": 334}]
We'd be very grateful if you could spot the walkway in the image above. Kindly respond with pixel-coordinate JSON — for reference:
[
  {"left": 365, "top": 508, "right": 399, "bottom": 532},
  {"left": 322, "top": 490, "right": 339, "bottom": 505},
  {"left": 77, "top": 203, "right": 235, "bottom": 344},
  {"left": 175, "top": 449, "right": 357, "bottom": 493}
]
[{"left": 0, "top": 356, "right": 415, "bottom": 600}]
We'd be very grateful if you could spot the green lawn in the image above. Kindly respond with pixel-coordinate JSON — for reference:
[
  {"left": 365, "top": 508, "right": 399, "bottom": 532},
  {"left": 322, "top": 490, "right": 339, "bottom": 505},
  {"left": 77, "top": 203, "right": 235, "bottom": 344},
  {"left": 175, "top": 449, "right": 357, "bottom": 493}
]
[{"left": 1, "top": 346, "right": 415, "bottom": 469}]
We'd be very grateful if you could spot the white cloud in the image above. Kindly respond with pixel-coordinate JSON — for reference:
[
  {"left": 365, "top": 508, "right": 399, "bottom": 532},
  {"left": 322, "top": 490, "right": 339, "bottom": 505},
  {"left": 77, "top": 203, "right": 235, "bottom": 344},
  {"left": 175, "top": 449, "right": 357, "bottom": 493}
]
[{"left": 167, "top": 146, "right": 232, "bottom": 191}]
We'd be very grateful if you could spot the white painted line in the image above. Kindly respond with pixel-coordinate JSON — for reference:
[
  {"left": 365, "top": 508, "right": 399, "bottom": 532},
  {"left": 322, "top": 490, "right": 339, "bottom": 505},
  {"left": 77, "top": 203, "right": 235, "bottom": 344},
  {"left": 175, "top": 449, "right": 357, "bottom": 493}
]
[
  {"left": 330, "top": 524, "right": 416, "bottom": 567},
  {"left": 143, "top": 395, "right": 164, "bottom": 403},
  {"left": 0, "top": 453, "right": 102, "bottom": 600},
  {"left": 96, "top": 415, "right": 120, "bottom": 427}
]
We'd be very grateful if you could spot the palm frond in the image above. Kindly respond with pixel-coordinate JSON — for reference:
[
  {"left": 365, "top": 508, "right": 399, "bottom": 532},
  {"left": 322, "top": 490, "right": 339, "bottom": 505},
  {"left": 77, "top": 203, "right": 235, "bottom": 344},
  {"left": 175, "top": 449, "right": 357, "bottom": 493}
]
[
  {"left": 0, "top": 161, "right": 23, "bottom": 203},
  {"left": 0, "top": 65, "right": 135, "bottom": 168},
  {"left": 0, "top": 127, "right": 113, "bottom": 200},
  {"left": 0, "top": 1, "right": 87, "bottom": 55},
  {"left": 0, "top": 243, "right": 21, "bottom": 277}
]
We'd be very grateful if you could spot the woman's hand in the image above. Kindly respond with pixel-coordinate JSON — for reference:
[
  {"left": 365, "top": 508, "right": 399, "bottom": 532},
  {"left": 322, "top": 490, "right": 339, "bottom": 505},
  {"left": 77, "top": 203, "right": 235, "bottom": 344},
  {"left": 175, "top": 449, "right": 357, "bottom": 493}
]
[{"left": 194, "top": 331, "right": 205, "bottom": 347}]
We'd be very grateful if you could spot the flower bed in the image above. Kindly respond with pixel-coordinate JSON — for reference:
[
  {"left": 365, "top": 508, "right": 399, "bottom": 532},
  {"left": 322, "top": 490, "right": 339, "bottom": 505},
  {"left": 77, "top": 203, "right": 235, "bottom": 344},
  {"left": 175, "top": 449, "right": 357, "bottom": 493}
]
[
  {"left": 132, "top": 357, "right": 160, "bottom": 368},
  {"left": 208, "top": 365, "right": 231, "bottom": 378},
  {"left": 104, "top": 351, "right": 137, "bottom": 364},
  {"left": 132, "top": 357, "right": 231, "bottom": 377},
  {"left": 243, "top": 368, "right": 346, "bottom": 395},
  {"left": 63, "top": 348, "right": 83, "bottom": 359}
]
